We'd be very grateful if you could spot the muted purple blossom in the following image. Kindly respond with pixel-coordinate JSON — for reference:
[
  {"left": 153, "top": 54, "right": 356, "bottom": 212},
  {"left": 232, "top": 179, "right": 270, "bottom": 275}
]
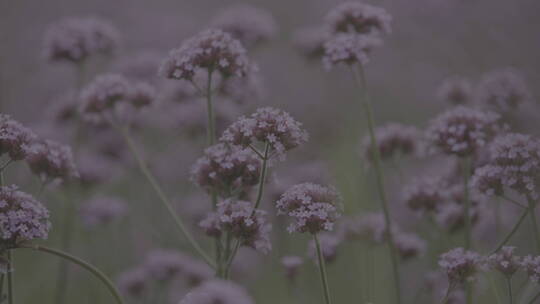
[
  {"left": 394, "top": 232, "right": 426, "bottom": 260},
  {"left": 426, "top": 106, "right": 501, "bottom": 157},
  {"left": 402, "top": 177, "right": 447, "bottom": 213},
  {"left": 521, "top": 255, "right": 540, "bottom": 283},
  {"left": 476, "top": 68, "right": 531, "bottom": 113},
  {"left": 221, "top": 107, "right": 308, "bottom": 159},
  {"left": 281, "top": 255, "right": 303, "bottom": 280},
  {"left": 323, "top": 33, "right": 381, "bottom": 69},
  {"left": 79, "top": 73, "right": 131, "bottom": 115},
  {"left": 439, "top": 248, "right": 482, "bottom": 284},
  {"left": 26, "top": 139, "right": 79, "bottom": 182},
  {"left": 292, "top": 26, "right": 329, "bottom": 60},
  {"left": 362, "top": 123, "right": 420, "bottom": 162},
  {"left": 276, "top": 183, "right": 342, "bottom": 234},
  {"left": 159, "top": 29, "right": 251, "bottom": 81},
  {"left": 471, "top": 164, "right": 504, "bottom": 196},
  {"left": 117, "top": 267, "right": 148, "bottom": 298},
  {"left": 128, "top": 82, "right": 156, "bottom": 109},
  {"left": 190, "top": 143, "right": 260, "bottom": 196},
  {"left": 113, "top": 51, "right": 162, "bottom": 82},
  {"left": 218, "top": 72, "right": 265, "bottom": 105},
  {"left": 425, "top": 272, "right": 466, "bottom": 304},
  {"left": 77, "top": 151, "right": 118, "bottom": 187},
  {"left": 0, "top": 114, "right": 37, "bottom": 161},
  {"left": 144, "top": 249, "right": 185, "bottom": 282},
  {"left": 307, "top": 233, "right": 341, "bottom": 263},
  {"left": 487, "top": 246, "right": 520, "bottom": 276},
  {"left": 43, "top": 17, "right": 120, "bottom": 63},
  {"left": 325, "top": 2, "right": 392, "bottom": 36},
  {"left": 211, "top": 5, "right": 277, "bottom": 49},
  {"left": 437, "top": 77, "right": 473, "bottom": 106},
  {"left": 79, "top": 196, "right": 127, "bottom": 229},
  {"left": 337, "top": 213, "right": 389, "bottom": 243},
  {"left": 0, "top": 185, "right": 50, "bottom": 247},
  {"left": 180, "top": 279, "right": 254, "bottom": 304}
]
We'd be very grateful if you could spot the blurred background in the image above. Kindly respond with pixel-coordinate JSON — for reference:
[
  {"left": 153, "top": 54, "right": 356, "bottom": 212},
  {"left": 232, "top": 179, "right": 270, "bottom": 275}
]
[{"left": 1, "top": 0, "right": 540, "bottom": 303}]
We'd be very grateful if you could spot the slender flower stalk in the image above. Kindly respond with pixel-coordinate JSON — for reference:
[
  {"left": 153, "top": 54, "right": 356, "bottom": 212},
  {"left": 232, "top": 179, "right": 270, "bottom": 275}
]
[
  {"left": 439, "top": 282, "right": 455, "bottom": 304},
  {"left": 314, "top": 234, "right": 332, "bottom": 304},
  {"left": 491, "top": 207, "right": 529, "bottom": 254},
  {"left": 54, "top": 191, "right": 76, "bottom": 304},
  {"left": 17, "top": 244, "right": 124, "bottom": 304},
  {"left": 206, "top": 70, "right": 216, "bottom": 146},
  {"left": 461, "top": 157, "right": 472, "bottom": 249},
  {"left": 526, "top": 196, "right": 540, "bottom": 253},
  {"left": 506, "top": 277, "right": 513, "bottom": 304},
  {"left": 7, "top": 250, "right": 13, "bottom": 304},
  {"left": 116, "top": 125, "right": 215, "bottom": 268},
  {"left": 351, "top": 64, "right": 401, "bottom": 303}
]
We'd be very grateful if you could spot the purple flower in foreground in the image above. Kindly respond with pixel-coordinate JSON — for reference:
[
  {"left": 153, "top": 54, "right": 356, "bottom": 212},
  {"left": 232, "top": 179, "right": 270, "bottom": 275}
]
[
  {"left": 487, "top": 246, "right": 520, "bottom": 277},
  {"left": 0, "top": 185, "right": 50, "bottom": 247},
  {"left": 281, "top": 255, "right": 303, "bottom": 280},
  {"left": 276, "top": 183, "right": 342, "bottom": 234},
  {"left": 43, "top": 17, "right": 120, "bottom": 63},
  {"left": 180, "top": 279, "right": 254, "bottom": 304},
  {"left": 221, "top": 107, "right": 308, "bottom": 160},
  {"left": 436, "top": 77, "right": 473, "bottom": 106},
  {"left": 476, "top": 68, "right": 531, "bottom": 113},
  {"left": 521, "top": 255, "right": 540, "bottom": 283},
  {"left": 426, "top": 106, "right": 501, "bottom": 157},
  {"left": 159, "top": 29, "right": 252, "bottom": 81},
  {"left": 26, "top": 139, "right": 79, "bottom": 182},
  {"left": 439, "top": 248, "right": 481, "bottom": 284},
  {"left": 323, "top": 33, "right": 381, "bottom": 69},
  {"left": 79, "top": 196, "right": 127, "bottom": 229},
  {"left": 325, "top": 2, "right": 392, "bottom": 36},
  {"left": 0, "top": 114, "right": 37, "bottom": 161}
]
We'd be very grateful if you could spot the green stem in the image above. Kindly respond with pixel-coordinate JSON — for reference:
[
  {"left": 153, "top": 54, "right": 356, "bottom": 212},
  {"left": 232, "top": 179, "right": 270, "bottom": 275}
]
[
  {"left": 352, "top": 64, "right": 401, "bottom": 304},
  {"left": 54, "top": 191, "right": 76, "bottom": 304},
  {"left": 440, "top": 282, "right": 454, "bottom": 304},
  {"left": 314, "top": 234, "right": 332, "bottom": 304},
  {"left": 118, "top": 127, "right": 215, "bottom": 268},
  {"left": 490, "top": 207, "right": 529, "bottom": 254},
  {"left": 506, "top": 277, "right": 513, "bottom": 304},
  {"left": 206, "top": 69, "right": 215, "bottom": 146},
  {"left": 17, "top": 245, "right": 124, "bottom": 304},
  {"left": 224, "top": 239, "right": 240, "bottom": 279},
  {"left": 526, "top": 196, "right": 540, "bottom": 253},
  {"left": 6, "top": 251, "right": 13, "bottom": 304},
  {"left": 461, "top": 157, "right": 472, "bottom": 249}
]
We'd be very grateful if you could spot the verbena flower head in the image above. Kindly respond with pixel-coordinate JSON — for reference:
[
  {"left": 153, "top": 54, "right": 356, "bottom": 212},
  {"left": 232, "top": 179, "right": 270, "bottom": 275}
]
[
  {"left": 292, "top": 26, "right": 329, "bottom": 60},
  {"left": 190, "top": 143, "right": 260, "bottom": 196},
  {"left": 26, "top": 139, "right": 79, "bottom": 183},
  {"left": 394, "top": 232, "right": 426, "bottom": 260},
  {"left": 487, "top": 246, "right": 520, "bottom": 277},
  {"left": 471, "top": 164, "right": 504, "bottom": 196},
  {"left": 402, "top": 177, "right": 446, "bottom": 213},
  {"left": 159, "top": 29, "right": 251, "bottom": 81},
  {"left": 276, "top": 183, "right": 342, "bottom": 234},
  {"left": 0, "top": 185, "right": 50, "bottom": 248},
  {"left": 521, "top": 255, "right": 540, "bottom": 283},
  {"left": 220, "top": 107, "right": 308, "bottom": 160},
  {"left": 117, "top": 267, "right": 148, "bottom": 298},
  {"left": 43, "top": 17, "right": 120, "bottom": 63},
  {"left": 307, "top": 232, "right": 341, "bottom": 263},
  {"left": 79, "top": 196, "right": 127, "bottom": 229},
  {"left": 483, "top": 133, "right": 540, "bottom": 199},
  {"left": 129, "top": 82, "right": 156, "bottom": 109},
  {"left": 476, "top": 68, "right": 531, "bottom": 113},
  {"left": 211, "top": 5, "right": 277, "bottom": 49},
  {"left": 200, "top": 199, "right": 271, "bottom": 254},
  {"left": 361, "top": 123, "right": 420, "bottom": 162},
  {"left": 281, "top": 255, "right": 303, "bottom": 280},
  {"left": 325, "top": 2, "right": 392, "bottom": 35},
  {"left": 180, "top": 279, "right": 254, "bottom": 304},
  {"left": 0, "top": 114, "right": 37, "bottom": 161},
  {"left": 322, "top": 33, "right": 381, "bottom": 69},
  {"left": 439, "top": 248, "right": 481, "bottom": 284},
  {"left": 436, "top": 76, "right": 473, "bottom": 106},
  {"left": 426, "top": 106, "right": 501, "bottom": 157},
  {"left": 113, "top": 51, "right": 162, "bottom": 82},
  {"left": 144, "top": 249, "right": 185, "bottom": 282}
]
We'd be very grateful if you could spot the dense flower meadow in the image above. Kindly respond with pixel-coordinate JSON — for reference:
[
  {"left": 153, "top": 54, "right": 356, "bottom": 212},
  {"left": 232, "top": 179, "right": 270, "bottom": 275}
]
[{"left": 1, "top": 0, "right": 540, "bottom": 303}]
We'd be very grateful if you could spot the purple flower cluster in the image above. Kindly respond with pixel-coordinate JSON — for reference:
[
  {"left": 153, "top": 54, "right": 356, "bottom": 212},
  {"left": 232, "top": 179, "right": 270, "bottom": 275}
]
[
  {"left": 0, "top": 185, "right": 50, "bottom": 248},
  {"left": 361, "top": 123, "right": 420, "bottom": 162},
  {"left": 436, "top": 77, "right": 473, "bottom": 106},
  {"left": 145, "top": 249, "right": 212, "bottom": 284},
  {"left": 292, "top": 26, "right": 329, "bottom": 61},
  {"left": 426, "top": 106, "right": 501, "bottom": 157},
  {"left": 200, "top": 199, "right": 271, "bottom": 254},
  {"left": 487, "top": 246, "right": 520, "bottom": 276},
  {"left": 26, "top": 139, "right": 79, "bottom": 183},
  {"left": 393, "top": 232, "right": 427, "bottom": 260},
  {"left": 117, "top": 267, "right": 148, "bottom": 298},
  {"left": 439, "top": 248, "right": 482, "bottom": 284},
  {"left": 307, "top": 233, "right": 341, "bottom": 263},
  {"left": 281, "top": 255, "right": 303, "bottom": 280},
  {"left": 221, "top": 107, "right": 309, "bottom": 159},
  {"left": 159, "top": 29, "right": 252, "bottom": 81},
  {"left": 476, "top": 68, "right": 531, "bottom": 113},
  {"left": 180, "top": 279, "right": 254, "bottom": 304},
  {"left": 521, "top": 255, "right": 540, "bottom": 283},
  {"left": 322, "top": 33, "right": 381, "bottom": 69},
  {"left": 276, "top": 183, "right": 342, "bottom": 234},
  {"left": 0, "top": 114, "right": 37, "bottom": 161},
  {"left": 402, "top": 177, "right": 447, "bottom": 213},
  {"left": 43, "top": 17, "right": 120, "bottom": 63},
  {"left": 79, "top": 196, "right": 128, "bottom": 229},
  {"left": 190, "top": 143, "right": 260, "bottom": 196},
  {"left": 211, "top": 5, "right": 277, "bottom": 49},
  {"left": 325, "top": 2, "right": 392, "bottom": 36}
]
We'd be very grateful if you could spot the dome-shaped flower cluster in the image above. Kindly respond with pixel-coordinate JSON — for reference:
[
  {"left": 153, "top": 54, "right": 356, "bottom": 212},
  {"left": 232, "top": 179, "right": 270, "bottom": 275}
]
[
  {"left": 199, "top": 199, "right": 271, "bottom": 254},
  {"left": 439, "top": 248, "right": 481, "bottom": 284},
  {"left": 276, "top": 183, "right": 342, "bottom": 234},
  {"left": 487, "top": 246, "right": 520, "bottom": 277},
  {"left": 361, "top": 123, "right": 420, "bottom": 162},
  {"left": 436, "top": 77, "right": 473, "bottom": 106},
  {"left": 220, "top": 107, "right": 309, "bottom": 159},
  {"left": 0, "top": 114, "right": 37, "bottom": 161},
  {"left": 402, "top": 177, "right": 447, "bottom": 213},
  {"left": 211, "top": 5, "right": 277, "bottom": 49},
  {"left": 159, "top": 29, "right": 252, "bottom": 81},
  {"left": 393, "top": 232, "right": 427, "bottom": 260},
  {"left": 0, "top": 185, "right": 50, "bottom": 248},
  {"left": 476, "top": 69, "right": 531, "bottom": 113},
  {"left": 521, "top": 255, "right": 540, "bottom": 283},
  {"left": 426, "top": 106, "right": 501, "bottom": 157},
  {"left": 190, "top": 143, "right": 260, "bottom": 196},
  {"left": 26, "top": 139, "right": 79, "bottom": 183},
  {"left": 43, "top": 17, "right": 120, "bottom": 63},
  {"left": 324, "top": 2, "right": 392, "bottom": 35},
  {"left": 144, "top": 249, "right": 212, "bottom": 285},
  {"left": 79, "top": 196, "right": 128, "bottom": 229},
  {"left": 281, "top": 255, "right": 303, "bottom": 280},
  {"left": 322, "top": 33, "right": 381, "bottom": 69},
  {"left": 180, "top": 279, "right": 254, "bottom": 304}
]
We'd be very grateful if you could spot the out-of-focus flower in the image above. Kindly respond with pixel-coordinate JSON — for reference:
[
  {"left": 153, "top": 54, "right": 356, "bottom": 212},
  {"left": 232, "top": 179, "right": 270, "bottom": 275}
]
[
  {"left": 425, "top": 272, "right": 466, "bottom": 304},
  {"left": 113, "top": 51, "right": 162, "bottom": 82},
  {"left": 211, "top": 5, "right": 277, "bottom": 49},
  {"left": 144, "top": 249, "right": 185, "bottom": 282},
  {"left": 221, "top": 107, "right": 308, "bottom": 160},
  {"left": 180, "top": 279, "right": 254, "bottom": 304},
  {"left": 393, "top": 232, "right": 426, "bottom": 260},
  {"left": 0, "top": 114, "right": 37, "bottom": 161},
  {"left": 292, "top": 26, "right": 329, "bottom": 61},
  {"left": 76, "top": 151, "right": 119, "bottom": 187},
  {"left": 436, "top": 77, "right": 473, "bottom": 106},
  {"left": 281, "top": 255, "right": 303, "bottom": 280},
  {"left": 190, "top": 143, "right": 260, "bottom": 196},
  {"left": 79, "top": 196, "right": 127, "bottom": 229},
  {"left": 307, "top": 232, "right": 341, "bottom": 263},
  {"left": 43, "top": 17, "right": 120, "bottom": 63},
  {"left": 129, "top": 82, "right": 156, "bottom": 109},
  {"left": 476, "top": 68, "right": 531, "bottom": 113},
  {"left": 117, "top": 267, "right": 148, "bottom": 298},
  {"left": 325, "top": 2, "right": 392, "bottom": 36},
  {"left": 487, "top": 246, "right": 520, "bottom": 277},
  {"left": 323, "top": 33, "right": 381, "bottom": 69},
  {"left": 200, "top": 199, "right": 272, "bottom": 254},
  {"left": 361, "top": 123, "right": 420, "bottom": 162},
  {"left": 521, "top": 255, "right": 540, "bottom": 283},
  {"left": 426, "top": 106, "right": 501, "bottom": 157},
  {"left": 0, "top": 185, "right": 50, "bottom": 248},
  {"left": 218, "top": 72, "right": 265, "bottom": 105},
  {"left": 276, "top": 183, "right": 342, "bottom": 234},
  {"left": 402, "top": 177, "right": 447, "bottom": 213},
  {"left": 439, "top": 248, "right": 482, "bottom": 284},
  {"left": 159, "top": 29, "right": 252, "bottom": 81},
  {"left": 337, "top": 212, "right": 389, "bottom": 243},
  {"left": 25, "top": 139, "right": 79, "bottom": 183}
]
